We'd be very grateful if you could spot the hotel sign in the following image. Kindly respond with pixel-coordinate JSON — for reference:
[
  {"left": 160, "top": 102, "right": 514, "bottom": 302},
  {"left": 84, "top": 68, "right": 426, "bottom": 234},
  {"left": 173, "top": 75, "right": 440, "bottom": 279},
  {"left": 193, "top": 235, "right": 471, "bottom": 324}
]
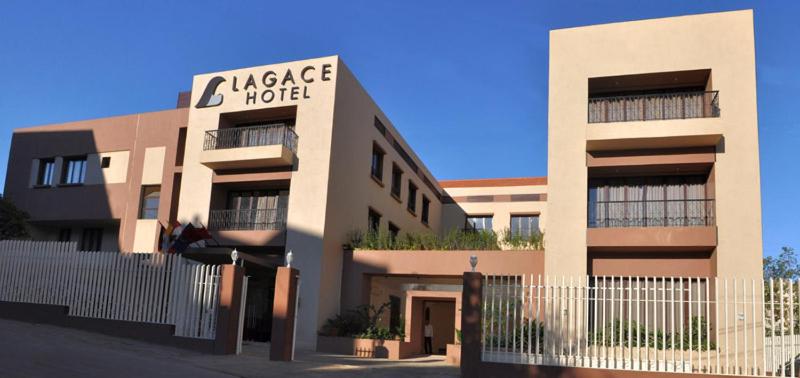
[{"left": 195, "top": 63, "right": 333, "bottom": 109}]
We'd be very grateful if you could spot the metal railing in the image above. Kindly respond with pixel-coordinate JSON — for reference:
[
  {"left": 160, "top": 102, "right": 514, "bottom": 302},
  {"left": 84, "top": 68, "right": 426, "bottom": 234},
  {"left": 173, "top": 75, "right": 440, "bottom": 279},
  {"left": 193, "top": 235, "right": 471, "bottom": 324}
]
[
  {"left": 203, "top": 124, "right": 298, "bottom": 152},
  {"left": 588, "top": 91, "right": 720, "bottom": 123},
  {"left": 588, "top": 199, "right": 715, "bottom": 228},
  {"left": 481, "top": 274, "right": 800, "bottom": 377},
  {"left": 208, "top": 208, "right": 288, "bottom": 231}
]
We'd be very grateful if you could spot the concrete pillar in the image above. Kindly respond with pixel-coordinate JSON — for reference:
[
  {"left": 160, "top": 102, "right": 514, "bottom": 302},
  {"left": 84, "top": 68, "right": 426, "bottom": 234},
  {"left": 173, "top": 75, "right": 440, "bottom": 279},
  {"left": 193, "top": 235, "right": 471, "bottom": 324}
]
[
  {"left": 214, "top": 264, "right": 244, "bottom": 355},
  {"left": 461, "top": 271, "right": 483, "bottom": 378},
  {"left": 270, "top": 266, "right": 300, "bottom": 361}
]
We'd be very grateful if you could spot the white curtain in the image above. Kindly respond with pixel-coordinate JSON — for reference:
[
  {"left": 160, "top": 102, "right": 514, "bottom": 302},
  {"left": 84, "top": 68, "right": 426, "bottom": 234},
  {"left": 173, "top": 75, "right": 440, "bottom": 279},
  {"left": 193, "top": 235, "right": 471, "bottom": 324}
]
[{"left": 590, "top": 176, "right": 707, "bottom": 227}]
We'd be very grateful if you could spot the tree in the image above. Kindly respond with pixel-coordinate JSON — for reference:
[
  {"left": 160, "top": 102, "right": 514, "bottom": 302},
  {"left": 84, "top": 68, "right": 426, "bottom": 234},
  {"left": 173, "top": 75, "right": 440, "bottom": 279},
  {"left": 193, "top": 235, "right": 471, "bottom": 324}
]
[
  {"left": 0, "top": 194, "right": 30, "bottom": 240},
  {"left": 764, "top": 246, "right": 800, "bottom": 280},
  {"left": 763, "top": 246, "right": 800, "bottom": 336}
]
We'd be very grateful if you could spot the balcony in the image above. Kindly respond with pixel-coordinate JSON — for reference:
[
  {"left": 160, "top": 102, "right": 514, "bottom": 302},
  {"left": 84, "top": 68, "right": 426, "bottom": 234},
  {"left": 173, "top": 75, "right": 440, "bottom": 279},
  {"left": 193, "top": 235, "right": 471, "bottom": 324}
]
[
  {"left": 588, "top": 199, "right": 715, "bottom": 228},
  {"left": 199, "top": 124, "right": 297, "bottom": 170},
  {"left": 588, "top": 91, "right": 719, "bottom": 124},
  {"left": 587, "top": 199, "right": 716, "bottom": 249},
  {"left": 208, "top": 208, "right": 287, "bottom": 246},
  {"left": 209, "top": 208, "right": 287, "bottom": 231}
]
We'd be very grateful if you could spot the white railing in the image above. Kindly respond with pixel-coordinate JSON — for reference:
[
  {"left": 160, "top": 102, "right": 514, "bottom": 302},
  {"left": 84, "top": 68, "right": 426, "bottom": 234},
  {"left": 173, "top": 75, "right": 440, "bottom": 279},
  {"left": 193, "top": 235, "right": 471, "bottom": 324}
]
[
  {"left": 481, "top": 274, "right": 800, "bottom": 377},
  {"left": 0, "top": 240, "right": 221, "bottom": 340}
]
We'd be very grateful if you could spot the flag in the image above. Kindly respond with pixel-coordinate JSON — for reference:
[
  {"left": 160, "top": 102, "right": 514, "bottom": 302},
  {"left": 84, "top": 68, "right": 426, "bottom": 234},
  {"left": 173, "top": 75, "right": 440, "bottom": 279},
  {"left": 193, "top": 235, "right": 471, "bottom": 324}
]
[{"left": 167, "top": 223, "right": 212, "bottom": 254}]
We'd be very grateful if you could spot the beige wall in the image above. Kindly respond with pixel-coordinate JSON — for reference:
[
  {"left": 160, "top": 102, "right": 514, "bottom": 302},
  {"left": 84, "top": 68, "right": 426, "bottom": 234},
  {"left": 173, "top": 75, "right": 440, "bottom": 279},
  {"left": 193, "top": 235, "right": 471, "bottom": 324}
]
[
  {"left": 318, "top": 60, "right": 444, "bottom": 347},
  {"left": 140, "top": 147, "right": 166, "bottom": 186},
  {"left": 546, "top": 10, "right": 762, "bottom": 278},
  {"left": 179, "top": 57, "right": 340, "bottom": 349},
  {"left": 85, "top": 151, "right": 130, "bottom": 185},
  {"left": 442, "top": 182, "right": 547, "bottom": 240}
]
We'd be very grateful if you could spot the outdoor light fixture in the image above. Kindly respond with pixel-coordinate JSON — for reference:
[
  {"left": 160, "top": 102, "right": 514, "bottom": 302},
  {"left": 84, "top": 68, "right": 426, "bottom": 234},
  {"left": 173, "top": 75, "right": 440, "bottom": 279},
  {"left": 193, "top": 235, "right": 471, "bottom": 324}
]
[
  {"left": 286, "top": 250, "right": 293, "bottom": 268},
  {"left": 469, "top": 255, "right": 478, "bottom": 272},
  {"left": 231, "top": 249, "right": 239, "bottom": 265}
]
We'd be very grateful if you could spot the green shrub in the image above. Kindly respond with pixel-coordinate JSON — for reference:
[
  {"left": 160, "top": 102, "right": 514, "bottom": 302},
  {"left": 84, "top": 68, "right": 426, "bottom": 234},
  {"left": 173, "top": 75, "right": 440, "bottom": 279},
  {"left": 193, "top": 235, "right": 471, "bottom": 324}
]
[
  {"left": 346, "top": 228, "right": 502, "bottom": 251},
  {"left": 501, "top": 228, "right": 544, "bottom": 250},
  {"left": 319, "top": 301, "right": 404, "bottom": 340},
  {"left": 587, "top": 317, "right": 715, "bottom": 351}
]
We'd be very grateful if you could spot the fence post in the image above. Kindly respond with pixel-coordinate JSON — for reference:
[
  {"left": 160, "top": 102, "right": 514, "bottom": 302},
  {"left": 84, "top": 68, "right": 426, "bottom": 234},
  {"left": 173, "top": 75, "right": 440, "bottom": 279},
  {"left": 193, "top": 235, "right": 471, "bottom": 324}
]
[
  {"left": 270, "top": 266, "right": 300, "bottom": 361},
  {"left": 214, "top": 264, "right": 244, "bottom": 355},
  {"left": 461, "top": 271, "right": 483, "bottom": 377}
]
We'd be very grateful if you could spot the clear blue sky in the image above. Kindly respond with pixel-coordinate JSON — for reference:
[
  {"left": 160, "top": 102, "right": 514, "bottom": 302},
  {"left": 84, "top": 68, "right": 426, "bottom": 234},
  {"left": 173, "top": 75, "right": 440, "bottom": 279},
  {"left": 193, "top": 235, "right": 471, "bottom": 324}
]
[{"left": 0, "top": 1, "right": 797, "bottom": 256}]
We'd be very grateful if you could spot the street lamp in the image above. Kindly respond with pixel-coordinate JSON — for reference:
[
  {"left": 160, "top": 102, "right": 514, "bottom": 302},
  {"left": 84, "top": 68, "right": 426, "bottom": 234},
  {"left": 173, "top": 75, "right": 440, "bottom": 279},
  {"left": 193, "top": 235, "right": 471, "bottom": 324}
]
[
  {"left": 231, "top": 248, "right": 239, "bottom": 265},
  {"left": 286, "top": 250, "right": 293, "bottom": 268}
]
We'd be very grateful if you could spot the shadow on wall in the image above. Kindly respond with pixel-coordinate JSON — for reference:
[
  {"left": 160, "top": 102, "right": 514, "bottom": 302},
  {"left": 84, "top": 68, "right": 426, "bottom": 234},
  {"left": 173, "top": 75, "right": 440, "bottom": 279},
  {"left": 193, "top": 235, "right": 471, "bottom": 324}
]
[{"left": 3, "top": 129, "right": 120, "bottom": 250}]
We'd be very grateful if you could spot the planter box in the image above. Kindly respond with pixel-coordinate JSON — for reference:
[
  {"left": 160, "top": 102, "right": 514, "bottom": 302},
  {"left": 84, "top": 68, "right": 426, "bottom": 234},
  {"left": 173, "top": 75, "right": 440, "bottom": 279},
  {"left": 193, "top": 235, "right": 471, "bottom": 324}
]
[
  {"left": 317, "top": 335, "right": 415, "bottom": 360},
  {"left": 446, "top": 344, "right": 461, "bottom": 366}
]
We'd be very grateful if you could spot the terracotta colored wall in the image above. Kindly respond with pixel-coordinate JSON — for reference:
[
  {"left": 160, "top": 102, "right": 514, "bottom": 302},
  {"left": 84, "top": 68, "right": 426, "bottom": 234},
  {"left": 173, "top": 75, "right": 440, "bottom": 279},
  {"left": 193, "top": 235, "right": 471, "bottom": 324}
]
[
  {"left": 588, "top": 251, "right": 714, "bottom": 277},
  {"left": 341, "top": 250, "right": 544, "bottom": 312},
  {"left": 3, "top": 108, "right": 188, "bottom": 252}
]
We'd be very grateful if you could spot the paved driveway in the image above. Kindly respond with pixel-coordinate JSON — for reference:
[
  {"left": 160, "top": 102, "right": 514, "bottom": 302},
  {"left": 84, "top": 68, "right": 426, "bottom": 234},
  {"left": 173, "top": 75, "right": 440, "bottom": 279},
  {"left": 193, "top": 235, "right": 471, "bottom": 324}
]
[{"left": 0, "top": 319, "right": 458, "bottom": 377}]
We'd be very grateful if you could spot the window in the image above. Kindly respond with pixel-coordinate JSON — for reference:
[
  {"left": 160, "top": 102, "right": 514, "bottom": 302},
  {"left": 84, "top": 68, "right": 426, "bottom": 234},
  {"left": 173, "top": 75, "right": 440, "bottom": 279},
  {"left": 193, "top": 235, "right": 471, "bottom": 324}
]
[
  {"left": 175, "top": 127, "right": 187, "bottom": 166},
  {"left": 588, "top": 175, "right": 710, "bottom": 227},
  {"left": 390, "top": 164, "right": 403, "bottom": 199},
  {"left": 100, "top": 156, "right": 111, "bottom": 168},
  {"left": 36, "top": 158, "right": 55, "bottom": 186},
  {"left": 407, "top": 182, "right": 417, "bottom": 214},
  {"left": 388, "top": 222, "right": 400, "bottom": 241},
  {"left": 58, "top": 228, "right": 71, "bottom": 242},
  {"left": 466, "top": 215, "right": 493, "bottom": 231},
  {"left": 421, "top": 196, "right": 430, "bottom": 225},
  {"left": 139, "top": 185, "right": 161, "bottom": 219},
  {"left": 371, "top": 143, "right": 385, "bottom": 182},
  {"left": 80, "top": 228, "right": 103, "bottom": 251},
  {"left": 373, "top": 117, "right": 387, "bottom": 136},
  {"left": 61, "top": 156, "right": 87, "bottom": 185},
  {"left": 389, "top": 295, "right": 401, "bottom": 332},
  {"left": 368, "top": 208, "right": 381, "bottom": 232},
  {"left": 223, "top": 190, "right": 288, "bottom": 230},
  {"left": 510, "top": 215, "right": 540, "bottom": 238}
]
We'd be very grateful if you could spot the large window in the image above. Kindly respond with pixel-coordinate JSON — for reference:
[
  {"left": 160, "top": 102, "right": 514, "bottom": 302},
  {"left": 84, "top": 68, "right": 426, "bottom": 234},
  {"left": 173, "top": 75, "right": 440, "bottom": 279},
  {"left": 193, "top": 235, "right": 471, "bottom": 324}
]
[
  {"left": 61, "top": 156, "right": 87, "bottom": 185},
  {"left": 58, "top": 228, "right": 71, "bottom": 242},
  {"left": 80, "top": 228, "right": 103, "bottom": 251},
  {"left": 227, "top": 190, "right": 287, "bottom": 211},
  {"left": 139, "top": 186, "right": 161, "bottom": 219},
  {"left": 388, "top": 222, "right": 399, "bottom": 241},
  {"left": 222, "top": 190, "right": 288, "bottom": 230},
  {"left": 36, "top": 158, "right": 55, "bottom": 186},
  {"left": 390, "top": 164, "right": 403, "bottom": 199},
  {"left": 368, "top": 208, "right": 381, "bottom": 232},
  {"left": 588, "top": 175, "right": 711, "bottom": 227},
  {"left": 371, "top": 143, "right": 385, "bottom": 182},
  {"left": 510, "top": 215, "right": 540, "bottom": 238},
  {"left": 466, "top": 215, "right": 493, "bottom": 231},
  {"left": 421, "top": 196, "right": 430, "bottom": 225},
  {"left": 407, "top": 181, "right": 417, "bottom": 214}
]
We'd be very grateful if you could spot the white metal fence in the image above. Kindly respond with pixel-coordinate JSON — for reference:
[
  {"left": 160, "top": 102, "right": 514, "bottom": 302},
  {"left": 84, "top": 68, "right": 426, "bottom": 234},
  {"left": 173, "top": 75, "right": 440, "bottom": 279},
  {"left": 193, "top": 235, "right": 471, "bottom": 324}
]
[
  {"left": 482, "top": 274, "right": 800, "bottom": 377},
  {"left": 0, "top": 240, "right": 221, "bottom": 340}
]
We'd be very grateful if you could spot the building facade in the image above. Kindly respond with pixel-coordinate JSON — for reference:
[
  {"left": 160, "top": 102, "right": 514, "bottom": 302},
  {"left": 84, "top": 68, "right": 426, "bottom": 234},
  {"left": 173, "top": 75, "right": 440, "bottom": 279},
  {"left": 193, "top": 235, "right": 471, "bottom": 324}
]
[{"left": 2, "top": 10, "right": 762, "bottom": 352}]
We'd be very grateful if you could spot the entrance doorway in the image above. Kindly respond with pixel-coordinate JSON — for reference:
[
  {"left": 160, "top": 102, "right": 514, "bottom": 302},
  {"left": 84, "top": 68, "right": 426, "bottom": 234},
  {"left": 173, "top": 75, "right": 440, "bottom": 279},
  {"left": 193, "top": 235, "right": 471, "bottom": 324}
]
[{"left": 422, "top": 300, "right": 456, "bottom": 355}]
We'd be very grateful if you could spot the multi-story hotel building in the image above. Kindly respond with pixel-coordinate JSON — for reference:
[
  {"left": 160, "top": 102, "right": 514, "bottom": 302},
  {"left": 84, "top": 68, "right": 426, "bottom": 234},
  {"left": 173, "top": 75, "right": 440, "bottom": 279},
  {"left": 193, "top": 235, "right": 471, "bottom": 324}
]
[{"left": 2, "top": 10, "right": 762, "bottom": 352}]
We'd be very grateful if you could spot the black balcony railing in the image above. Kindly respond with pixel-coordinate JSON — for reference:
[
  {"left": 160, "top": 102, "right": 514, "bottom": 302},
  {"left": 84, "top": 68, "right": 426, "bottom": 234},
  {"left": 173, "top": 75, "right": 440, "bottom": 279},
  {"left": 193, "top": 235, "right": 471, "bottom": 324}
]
[
  {"left": 208, "top": 208, "right": 288, "bottom": 231},
  {"left": 588, "top": 91, "right": 720, "bottom": 123},
  {"left": 203, "top": 124, "right": 298, "bottom": 152},
  {"left": 588, "top": 199, "right": 715, "bottom": 228}
]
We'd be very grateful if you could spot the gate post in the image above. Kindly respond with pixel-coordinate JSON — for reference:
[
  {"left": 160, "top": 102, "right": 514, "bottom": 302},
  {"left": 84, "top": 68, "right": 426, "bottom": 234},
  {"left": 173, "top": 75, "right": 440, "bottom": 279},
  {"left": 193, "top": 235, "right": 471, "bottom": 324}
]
[
  {"left": 270, "top": 266, "right": 299, "bottom": 361},
  {"left": 461, "top": 271, "right": 483, "bottom": 378},
  {"left": 214, "top": 264, "right": 245, "bottom": 355}
]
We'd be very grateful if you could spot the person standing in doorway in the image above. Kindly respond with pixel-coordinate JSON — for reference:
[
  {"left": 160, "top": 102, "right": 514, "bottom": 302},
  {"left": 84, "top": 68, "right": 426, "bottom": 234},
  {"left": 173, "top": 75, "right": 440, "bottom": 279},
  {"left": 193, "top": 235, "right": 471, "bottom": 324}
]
[{"left": 424, "top": 320, "right": 433, "bottom": 354}]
